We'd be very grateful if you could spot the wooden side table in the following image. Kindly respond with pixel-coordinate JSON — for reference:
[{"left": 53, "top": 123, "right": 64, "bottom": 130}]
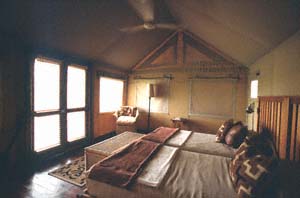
[{"left": 171, "top": 117, "right": 188, "bottom": 129}]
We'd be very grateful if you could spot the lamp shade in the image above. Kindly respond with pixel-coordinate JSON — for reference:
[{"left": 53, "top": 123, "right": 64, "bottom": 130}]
[{"left": 148, "top": 84, "right": 157, "bottom": 98}]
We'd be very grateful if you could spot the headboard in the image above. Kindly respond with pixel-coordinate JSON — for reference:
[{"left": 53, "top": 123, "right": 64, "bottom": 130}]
[{"left": 257, "top": 96, "right": 300, "bottom": 161}]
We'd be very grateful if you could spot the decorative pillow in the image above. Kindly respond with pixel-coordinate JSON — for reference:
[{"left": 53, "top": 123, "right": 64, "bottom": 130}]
[
  {"left": 229, "top": 130, "right": 278, "bottom": 198},
  {"left": 225, "top": 122, "right": 248, "bottom": 148},
  {"left": 118, "top": 107, "right": 126, "bottom": 116},
  {"left": 132, "top": 107, "right": 137, "bottom": 117},
  {"left": 229, "top": 140, "right": 250, "bottom": 184},
  {"left": 118, "top": 106, "right": 133, "bottom": 117},
  {"left": 215, "top": 119, "right": 234, "bottom": 143}
]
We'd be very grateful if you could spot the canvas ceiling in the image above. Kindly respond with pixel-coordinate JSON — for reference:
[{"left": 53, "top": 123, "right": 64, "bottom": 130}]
[{"left": 1, "top": 0, "right": 299, "bottom": 70}]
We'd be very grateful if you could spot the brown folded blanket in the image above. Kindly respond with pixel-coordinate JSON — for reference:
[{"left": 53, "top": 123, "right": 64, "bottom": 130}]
[
  {"left": 142, "top": 127, "right": 179, "bottom": 143},
  {"left": 87, "top": 139, "right": 160, "bottom": 188}
]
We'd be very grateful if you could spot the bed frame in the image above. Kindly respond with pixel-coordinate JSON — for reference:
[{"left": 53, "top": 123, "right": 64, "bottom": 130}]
[{"left": 257, "top": 96, "right": 300, "bottom": 161}]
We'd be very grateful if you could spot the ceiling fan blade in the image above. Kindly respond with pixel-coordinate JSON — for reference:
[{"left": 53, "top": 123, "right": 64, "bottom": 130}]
[
  {"left": 128, "top": 0, "right": 154, "bottom": 22},
  {"left": 120, "top": 25, "right": 145, "bottom": 33},
  {"left": 155, "top": 23, "right": 180, "bottom": 30}
]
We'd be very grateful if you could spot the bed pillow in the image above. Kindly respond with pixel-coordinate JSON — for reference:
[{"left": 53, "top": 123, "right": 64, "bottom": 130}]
[
  {"left": 215, "top": 119, "right": 234, "bottom": 143},
  {"left": 229, "top": 129, "right": 278, "bottom": 198},
  {"left": 225, "top": 122, "right": 248, "bottom": 148}
]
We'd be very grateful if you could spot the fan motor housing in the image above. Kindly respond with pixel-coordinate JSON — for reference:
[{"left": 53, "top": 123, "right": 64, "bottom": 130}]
[{"left": 143, "top": 22, "right": 155, "bottom": 30}]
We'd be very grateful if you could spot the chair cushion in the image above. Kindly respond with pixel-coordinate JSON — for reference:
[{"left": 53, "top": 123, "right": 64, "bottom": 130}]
[{"left": 117, "top": 116, "right": 136, "bottom": 125}]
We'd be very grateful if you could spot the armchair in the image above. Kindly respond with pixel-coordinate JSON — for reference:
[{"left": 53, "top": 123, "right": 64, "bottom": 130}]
[{"left": 114, "top": 106, "right": 139, "bottom": 134}]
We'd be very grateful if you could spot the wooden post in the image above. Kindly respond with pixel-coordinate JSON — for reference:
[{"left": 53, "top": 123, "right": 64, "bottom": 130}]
[
  {"left": 147, "top": 97, "right": 151, "bottom": 131},
  {"left": 279, "top": 97, "right": 290, "bottom": 159},
  {"left": 177, "top": 31, "right": 184, "bottom": 65}
]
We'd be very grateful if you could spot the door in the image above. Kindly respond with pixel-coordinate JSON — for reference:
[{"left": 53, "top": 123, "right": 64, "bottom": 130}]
[
  {"left": 66, "top": 65, "right": 87, "bottom": 142},
  {"left": 32, "top": 57, "right": 89, "bottom": 155}
]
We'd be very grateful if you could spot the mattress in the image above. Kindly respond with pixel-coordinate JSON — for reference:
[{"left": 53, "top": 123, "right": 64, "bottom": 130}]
[
  {"left": 182, "top": 132, "right": 237, "bottom": 158},
  {"left": 86, "top": 150, "right": 237, "bottom": 198}
]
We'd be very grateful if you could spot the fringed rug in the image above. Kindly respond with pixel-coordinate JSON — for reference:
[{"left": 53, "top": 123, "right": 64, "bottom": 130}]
[{"left": 49, "top": 156, "right": 86, "bottom": 187}]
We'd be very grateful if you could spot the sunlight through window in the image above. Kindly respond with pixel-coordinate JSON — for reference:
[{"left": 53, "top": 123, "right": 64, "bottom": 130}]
[
  {"left": 67, "top": 66, "right": 86, "bottom": 108},
  {"left": 99, "top": 77, "right": 124, "bottom": 112},
  {"left": 34, "top": 59, "right": 60, "bottom": 111},
  {"left": 34, "top": 58, "right": 61, "bottom": 152},
  {"left": 67, "top": 111, "right": 86, "bottom": 142},
  {"left": 251, "top": 80, "right": 258, "bottom": 99},
  {"left": 34, "top": 115, "right": 60, "bottom": 152}
]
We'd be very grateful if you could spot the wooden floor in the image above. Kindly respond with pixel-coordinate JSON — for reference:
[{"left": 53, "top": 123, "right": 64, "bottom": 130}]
[{"left": 0, "top": 151, "right": 84, "bottom": 198}]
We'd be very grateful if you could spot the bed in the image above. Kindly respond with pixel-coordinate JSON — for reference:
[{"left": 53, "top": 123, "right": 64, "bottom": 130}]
[
  {"left": 84, "top": 129, "right": 238, "bottom": 198},
  {"left": 86, "top": 149, "right": 236, "bottom": 198},
  {"left": 84, "top": 130, "right": 236, "bottom": 172}
]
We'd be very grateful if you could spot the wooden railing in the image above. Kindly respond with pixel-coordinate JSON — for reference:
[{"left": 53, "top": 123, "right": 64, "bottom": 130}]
[
  {"left": 258, "top": 96, "right": 300, "bottom": 161},
  {"left": 289, "top": 97, "right": 300, "bottom": 161}
]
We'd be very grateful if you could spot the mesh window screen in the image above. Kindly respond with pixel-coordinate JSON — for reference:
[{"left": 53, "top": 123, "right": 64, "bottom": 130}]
[
  {"left": 67, "top": 66, "right": 86, "bottom": 108},
  {"left": 189, "top": 79, "right": 236, "bottom": 118},
  {"left": 34, "top": 59, "right": 60, "bottom": 111},
  {"left": 135, "top": 79, "right": 169, "bottom": 113}
]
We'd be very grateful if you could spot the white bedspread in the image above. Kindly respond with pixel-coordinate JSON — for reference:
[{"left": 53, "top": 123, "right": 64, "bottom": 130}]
[
  {"left": 165, "top": 130, "right": 192, "bottom": 147},
  {"left": 137, "top": 145, "right": 178, "bottom": 187}
]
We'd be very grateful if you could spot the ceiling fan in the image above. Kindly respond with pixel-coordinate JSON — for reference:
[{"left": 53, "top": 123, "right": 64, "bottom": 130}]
[{"left": 121, "top": 0, "right": 181, "bottom": 33}]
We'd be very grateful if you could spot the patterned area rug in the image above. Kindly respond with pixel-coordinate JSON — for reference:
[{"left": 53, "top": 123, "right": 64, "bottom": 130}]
[{"left": 49, "top": 156, "right": 86, "bottom": 187}]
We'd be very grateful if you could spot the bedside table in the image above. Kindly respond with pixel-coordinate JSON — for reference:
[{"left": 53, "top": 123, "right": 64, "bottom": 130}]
[{"left": 171, "top": 117, "right": 188, "bottom": 129}]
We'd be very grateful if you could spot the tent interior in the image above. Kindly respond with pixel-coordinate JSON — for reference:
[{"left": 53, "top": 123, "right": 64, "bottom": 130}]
[{"left": 1, "top": 0, "right": 300, "bottom": 197}]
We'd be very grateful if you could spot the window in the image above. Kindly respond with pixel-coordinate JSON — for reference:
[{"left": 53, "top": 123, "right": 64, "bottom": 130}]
[
  {"left": 34, "top": 59, "right": 60, "bottom": 112},
  {"left": 66, "top": 65, "right": 87, "bottom": 142},
  {"left": 99, "top": 77, "right": 124, "bottom": 112},
  {"left": 32, "top": 58, "right": 88, "bottom": 153},
  {"left": 67, "top": 66, "right": 86, "bottom": 108},
  {"left": 251, "top": 80, "right": 258, "bottom": 99},
  {"left": 67, "top": 111, "right": 86, "bottom": 142},
  {"left": 33, "top": 58, "right": 61, "bottom": 152},
  {"left": 34, "top": 115, "right": 60, "bottom": 152}
]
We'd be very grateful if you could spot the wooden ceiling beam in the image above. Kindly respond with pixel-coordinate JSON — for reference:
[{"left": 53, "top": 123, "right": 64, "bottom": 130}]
[
  {"left": 131, "top": 31, "right": 178, "bottom": 71},
  {"left": 184, "top": 31, "right": 243, "bottom": 66},
  {"left": 176, "top": 31, "right": 184, "bottom": 65}
]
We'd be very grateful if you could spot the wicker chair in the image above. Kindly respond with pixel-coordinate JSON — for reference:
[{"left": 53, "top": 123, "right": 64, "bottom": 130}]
[{"left": 113, "top": 106, "right": 139, "bottom": 134}]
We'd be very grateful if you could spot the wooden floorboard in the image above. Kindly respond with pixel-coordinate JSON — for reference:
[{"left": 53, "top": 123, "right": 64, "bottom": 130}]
[{"left": 0, "top": 151, "right": 84, "bottom": 198}]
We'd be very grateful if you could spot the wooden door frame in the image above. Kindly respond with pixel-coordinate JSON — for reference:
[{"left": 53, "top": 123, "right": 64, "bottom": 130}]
[{"left": 30, "top": 55, "right": 91, "bottom": 161}]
